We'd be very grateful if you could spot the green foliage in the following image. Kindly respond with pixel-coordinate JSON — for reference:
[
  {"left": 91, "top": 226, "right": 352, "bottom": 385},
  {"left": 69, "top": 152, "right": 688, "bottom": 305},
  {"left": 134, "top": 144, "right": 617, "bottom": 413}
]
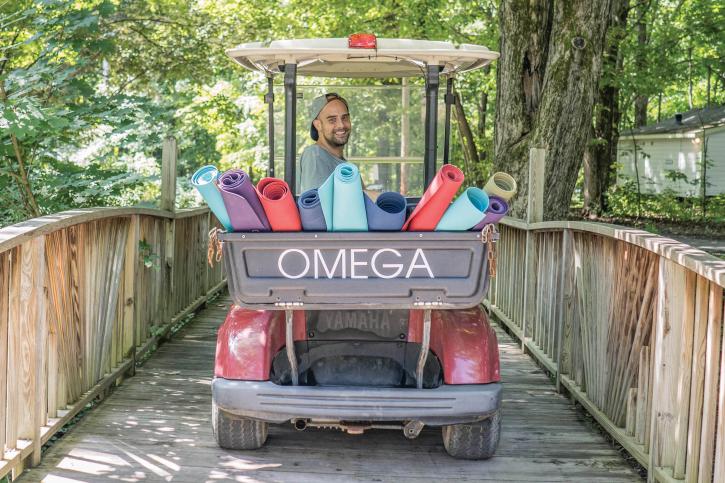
[
  {"left": 617, "top": 0, "right": 725, "bottom": 124},
  {"left": 608, "top": 175, "right": 725, "bottom": 222},
  {"left": 138, "top": 239, "right": 160, "bottom": 269},
  {"left": 0, "top": 0, "right": 719, "bottom": 228}
]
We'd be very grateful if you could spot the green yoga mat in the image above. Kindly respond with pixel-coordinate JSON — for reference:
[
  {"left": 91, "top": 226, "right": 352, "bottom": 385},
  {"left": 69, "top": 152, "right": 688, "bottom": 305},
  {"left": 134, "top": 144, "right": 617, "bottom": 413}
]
[
  {"left": 436, "top": 187, "right": 489, "bottom": 231},
  {"left": 191, "top": 165, "right": 233, "bottom": 232},
  {"left": 318, "top": 163, "right": 368, "bottom": 231}
]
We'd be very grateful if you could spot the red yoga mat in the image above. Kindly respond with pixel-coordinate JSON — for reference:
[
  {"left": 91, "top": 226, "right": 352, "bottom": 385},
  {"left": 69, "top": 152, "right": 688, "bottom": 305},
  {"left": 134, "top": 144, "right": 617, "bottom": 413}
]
[
  {"left": 256, "top": 178, "right": 302, "bottom": 232},
  {"left": 403, "top": 164, "right": 464, "bottom": 231}
]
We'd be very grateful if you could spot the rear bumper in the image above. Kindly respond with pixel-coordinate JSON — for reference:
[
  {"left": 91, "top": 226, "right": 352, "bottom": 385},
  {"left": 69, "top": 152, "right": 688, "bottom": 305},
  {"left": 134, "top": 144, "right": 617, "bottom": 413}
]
[{"left": 212, "top": 378, "right": 502, "bottom": 425}]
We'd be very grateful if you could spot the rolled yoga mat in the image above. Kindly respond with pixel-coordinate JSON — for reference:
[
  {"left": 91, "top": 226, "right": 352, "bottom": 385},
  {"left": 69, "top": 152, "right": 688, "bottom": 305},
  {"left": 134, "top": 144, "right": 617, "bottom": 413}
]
[
  {"left": 403, "top": 164, "right": 464, "bottom": 231},
  {"left": 472, "top": 196, "right": 509, "bottom": 230},
  {"left": 256, "top": 178, "right": 302, "bottom": 232},
  {"left": 436, "top": 187, "right": 490, "bottom": 231},
  {"left": 364, "top": 191, "right": 407, "bottom": 231},
  {"left": 297, "top": 189, "right": 327, "bottom": 231},
  {"left": 191, "top": 165, "right": 233, "bottom": 232},
  {"left": 218, "top": 169, "right": 270, "bottom": 232},
  {"left": 318, "top": 163, "right": 368, "bottom": 231},
  {"left": 484, "top": 172, "right": 517, "bottom": 202}
]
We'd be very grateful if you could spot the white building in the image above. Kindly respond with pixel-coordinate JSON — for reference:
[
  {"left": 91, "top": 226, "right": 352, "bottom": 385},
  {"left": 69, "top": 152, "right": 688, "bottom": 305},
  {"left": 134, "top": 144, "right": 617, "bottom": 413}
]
[{"left": 617, "top": 106, "right": 725, "bottom": 197}]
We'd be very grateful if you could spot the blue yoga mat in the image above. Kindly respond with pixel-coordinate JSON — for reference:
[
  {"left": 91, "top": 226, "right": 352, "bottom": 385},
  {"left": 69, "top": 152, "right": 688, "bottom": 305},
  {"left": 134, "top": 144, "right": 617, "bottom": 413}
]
[
  {"left": 318, "top": 163, "right": 368, "bottom": 232},
  {"left": 436, "top": 187, "right": 490, "bottom": 231},
  {"left": 298, "top": 189, "right": 327, "bottom": 231},
  {"left": 191, "top": 165, "right": 233, "bottom": 231},
  {"left": 364, "top": 192, "right": 407, "bottom": 231}
]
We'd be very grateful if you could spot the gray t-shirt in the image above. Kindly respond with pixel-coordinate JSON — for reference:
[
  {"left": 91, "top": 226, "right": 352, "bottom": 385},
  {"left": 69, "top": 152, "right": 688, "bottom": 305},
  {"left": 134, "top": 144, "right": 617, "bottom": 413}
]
[{"left": 298, "top": 144, "right": 345, "bottom": 192}]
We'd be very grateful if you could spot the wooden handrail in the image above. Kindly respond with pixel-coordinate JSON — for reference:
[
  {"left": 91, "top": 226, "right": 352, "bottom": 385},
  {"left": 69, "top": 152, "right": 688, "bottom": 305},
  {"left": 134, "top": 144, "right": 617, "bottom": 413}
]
[
  {"left": 487, "top": 218, "right": 725, "bottom": 483},
  {"left": 0, "top": 205, "right": 225, "bottom": 479},
  {"left": 0, "top": 207, "right": 173, "bottom": 253},
  {"left": 483, "top": 147, "right": 725, "bottom": 482},
  {"left": 497, "top": 217, "right": 725, "bottom": 288}
]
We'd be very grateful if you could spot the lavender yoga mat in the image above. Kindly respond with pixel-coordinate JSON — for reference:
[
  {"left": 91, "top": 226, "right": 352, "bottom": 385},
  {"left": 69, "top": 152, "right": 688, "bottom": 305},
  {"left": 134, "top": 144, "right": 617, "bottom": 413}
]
[
  {"left": 298, "top": 189, "right": 327, "bottom": 231},
  {"left": 472, "top": 196, "right": 508, "bottom": 230},
  {"left": 364, "top": 192, "right": 407, "bottom": 231},
  {"left": 218, "top": 169, "right": 270, "bottom": 232}
]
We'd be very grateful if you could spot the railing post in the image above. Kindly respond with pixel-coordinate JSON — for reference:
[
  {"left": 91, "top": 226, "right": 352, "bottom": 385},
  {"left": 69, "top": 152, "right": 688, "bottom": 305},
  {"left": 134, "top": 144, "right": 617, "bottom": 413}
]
[
  {"left": 521, "top": 147, "right": 545, "bottom": 350},
  {"left": 31, "top": 237, "right": 46, "bottom": 467},
  {"left": 161, "top": 137, "right": 177, "bottom": 213},
  {"left": 161, "top": 138, "right": 177, "bottom": 327},
  {"left": 123, "top": 215, "right": 140, "bottom": 375},
  {"left": 7, "top": 238, "right": 47, "bottom": 469},
  {"left": 555, "top": 228, "right": 572, "bottom": 392}
]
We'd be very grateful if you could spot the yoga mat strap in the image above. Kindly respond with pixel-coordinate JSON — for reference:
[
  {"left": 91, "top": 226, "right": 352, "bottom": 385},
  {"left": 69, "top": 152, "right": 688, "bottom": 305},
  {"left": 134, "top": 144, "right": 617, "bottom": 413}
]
[{"left": 480, "top": 224, "right": 499, "bottom": 278}]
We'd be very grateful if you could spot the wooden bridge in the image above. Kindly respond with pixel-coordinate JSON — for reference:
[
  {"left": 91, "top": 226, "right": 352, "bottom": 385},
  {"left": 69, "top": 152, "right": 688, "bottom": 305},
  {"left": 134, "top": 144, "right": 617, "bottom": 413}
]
[{"left": 1, "top": 152, "right": 724, "bottom": 481}]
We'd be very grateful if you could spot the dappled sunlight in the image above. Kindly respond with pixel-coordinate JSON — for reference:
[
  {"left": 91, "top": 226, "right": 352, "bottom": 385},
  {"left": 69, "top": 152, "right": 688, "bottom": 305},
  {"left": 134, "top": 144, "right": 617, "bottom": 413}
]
[
  {"left": 615, "top": 227, "right": 725, "bottom": 284},
  {"left": 42, "top": 475, "right": 91, "bottom": 483},
  {"left": 147, "top": 454, "right": 181, "bottom": 472},
  {"left": 219, "top": 455, "right": 283, "bottom": 471},
  {"left": 57, "top": 456, "right": 116, "bottom": 475},
  {"left": 22, "top": 294, "right": 644, "bottom": 481},
  {"left": 68, "top": 449, "right": 130, "bottom": 467}
]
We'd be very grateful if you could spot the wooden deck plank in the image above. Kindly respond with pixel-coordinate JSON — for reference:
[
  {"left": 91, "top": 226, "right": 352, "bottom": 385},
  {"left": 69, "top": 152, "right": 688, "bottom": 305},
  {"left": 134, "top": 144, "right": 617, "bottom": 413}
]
[{"left": 20, "top": 295, "right": 642, "bottom": 482}]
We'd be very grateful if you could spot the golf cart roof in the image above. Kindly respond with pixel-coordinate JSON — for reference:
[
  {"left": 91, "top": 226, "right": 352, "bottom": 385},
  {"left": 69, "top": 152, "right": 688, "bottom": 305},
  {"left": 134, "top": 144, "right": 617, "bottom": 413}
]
[{"left": 226, "top": 38, "right": 499, "bottom": 78}]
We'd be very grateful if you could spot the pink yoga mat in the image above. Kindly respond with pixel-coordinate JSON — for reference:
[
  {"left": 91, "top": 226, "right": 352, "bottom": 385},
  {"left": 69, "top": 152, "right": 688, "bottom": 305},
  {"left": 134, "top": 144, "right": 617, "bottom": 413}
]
[
  {"left": 256, "top": 178, "right": 302, "bottom": 232},
  {"left": 403, "top": 164, "right": 464, "bottom": 231}
]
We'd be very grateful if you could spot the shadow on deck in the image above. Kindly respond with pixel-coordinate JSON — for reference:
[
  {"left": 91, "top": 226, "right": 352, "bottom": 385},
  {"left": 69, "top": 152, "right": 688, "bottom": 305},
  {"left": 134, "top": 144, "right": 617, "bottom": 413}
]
[{"left": 20, "top": 294, "right": 641, "bottom": 482}]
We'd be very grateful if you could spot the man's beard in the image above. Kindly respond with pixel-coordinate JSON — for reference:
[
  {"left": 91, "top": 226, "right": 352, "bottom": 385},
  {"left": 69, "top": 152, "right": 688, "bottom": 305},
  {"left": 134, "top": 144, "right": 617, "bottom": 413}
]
[{"left": 323, "top": 129, "right": 349, "bottom": 147}]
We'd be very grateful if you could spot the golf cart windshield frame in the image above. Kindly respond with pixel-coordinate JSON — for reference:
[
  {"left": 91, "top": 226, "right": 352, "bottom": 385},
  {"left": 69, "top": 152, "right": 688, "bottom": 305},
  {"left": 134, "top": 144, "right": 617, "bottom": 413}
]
[{"left": 267, "top": 64, "right": 453, "bottom": 195}]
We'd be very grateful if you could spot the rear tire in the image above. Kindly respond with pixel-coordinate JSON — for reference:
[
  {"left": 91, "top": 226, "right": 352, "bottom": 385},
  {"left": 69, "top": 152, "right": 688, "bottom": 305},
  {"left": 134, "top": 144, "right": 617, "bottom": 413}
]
[
  {"left": 442, "top": 410, "right": 500, "bottom": 460},
  {"left": 212, "top": 401, "right": 268, "bottom": 450}
]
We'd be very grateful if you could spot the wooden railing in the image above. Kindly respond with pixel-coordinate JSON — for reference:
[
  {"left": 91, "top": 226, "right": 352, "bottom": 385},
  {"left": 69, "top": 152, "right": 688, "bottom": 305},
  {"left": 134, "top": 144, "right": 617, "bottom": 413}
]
[
  {"left": 486, "top": 216, "right": 725, "bottom": 483},
  {"left": 0, "top": 206, "right": 225, "bottom": 479}
]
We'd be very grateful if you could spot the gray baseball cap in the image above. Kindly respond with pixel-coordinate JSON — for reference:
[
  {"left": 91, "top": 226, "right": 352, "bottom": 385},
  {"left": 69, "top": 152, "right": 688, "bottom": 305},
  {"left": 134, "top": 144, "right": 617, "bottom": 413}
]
[{"left": 309, "top": 92, "right": 349, "bottom": 141}]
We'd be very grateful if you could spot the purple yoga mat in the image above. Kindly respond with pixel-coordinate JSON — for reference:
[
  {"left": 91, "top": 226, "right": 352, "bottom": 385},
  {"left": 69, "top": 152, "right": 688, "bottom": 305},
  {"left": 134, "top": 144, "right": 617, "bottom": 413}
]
[
  {"left": 218, "top": 169, "right": 271, "bottom": 232},
  {"left": 472, "top": 196, "right": 508, "bottom": 230}
]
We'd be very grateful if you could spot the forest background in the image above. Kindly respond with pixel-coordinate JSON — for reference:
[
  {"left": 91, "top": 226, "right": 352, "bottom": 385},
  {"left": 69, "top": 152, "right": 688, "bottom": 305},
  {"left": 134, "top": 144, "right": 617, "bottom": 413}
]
[{"left": 1, "top": 0, "right": 723, "bottom": 232}]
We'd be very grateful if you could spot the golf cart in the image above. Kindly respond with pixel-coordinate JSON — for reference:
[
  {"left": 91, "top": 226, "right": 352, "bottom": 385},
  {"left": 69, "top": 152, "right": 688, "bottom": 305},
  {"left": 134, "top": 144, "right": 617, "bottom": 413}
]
[{"left": 212, "top": 36, "right": 502, "bottom": 459}]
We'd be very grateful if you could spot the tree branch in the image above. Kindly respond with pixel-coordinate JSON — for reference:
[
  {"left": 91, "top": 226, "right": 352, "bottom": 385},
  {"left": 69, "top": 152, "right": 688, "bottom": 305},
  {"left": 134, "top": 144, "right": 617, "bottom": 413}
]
[{"left": 0, "top": 83, "right": 41, "bottom": 217}]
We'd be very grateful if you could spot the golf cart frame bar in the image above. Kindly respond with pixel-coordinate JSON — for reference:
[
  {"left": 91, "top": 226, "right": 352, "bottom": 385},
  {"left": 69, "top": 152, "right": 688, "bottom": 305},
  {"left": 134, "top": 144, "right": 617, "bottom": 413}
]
[
  {"left": 266, "top": 76, "right": 275, "bottom": 178},
  {"left": 275, "top": 63, "right": 451, "bottom": 194}
]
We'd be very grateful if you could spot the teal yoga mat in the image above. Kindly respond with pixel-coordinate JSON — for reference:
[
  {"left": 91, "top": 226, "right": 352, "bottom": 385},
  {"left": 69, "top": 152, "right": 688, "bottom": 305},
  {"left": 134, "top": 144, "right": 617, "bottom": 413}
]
[
  {"left": 318, "top": 163, "right": 368, "bottom": 232},
  {"left": 436, "top": 187, "right": 489, "bottom": 231},
  {"left": 191, "top": 165, "right": 233, "bottom": 231}
]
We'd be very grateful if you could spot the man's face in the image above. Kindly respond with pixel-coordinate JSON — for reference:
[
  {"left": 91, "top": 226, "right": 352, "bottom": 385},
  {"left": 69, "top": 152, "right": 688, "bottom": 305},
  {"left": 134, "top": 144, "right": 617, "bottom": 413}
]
[{"left": 314, "top": 99, "right": 351, "bottom": 147}]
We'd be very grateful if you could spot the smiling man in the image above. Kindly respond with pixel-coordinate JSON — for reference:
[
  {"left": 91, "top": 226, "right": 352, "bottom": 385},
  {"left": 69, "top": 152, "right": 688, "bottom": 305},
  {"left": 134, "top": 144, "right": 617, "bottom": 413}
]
[{"left": 298, "top": 93, "right": 351, "bottom": 192}]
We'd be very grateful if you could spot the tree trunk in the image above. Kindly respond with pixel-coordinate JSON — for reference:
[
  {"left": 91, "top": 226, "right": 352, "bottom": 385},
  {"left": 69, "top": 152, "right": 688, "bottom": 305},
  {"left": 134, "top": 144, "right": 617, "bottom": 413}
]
[
  {"left": 454, "top": 91, "right": 480, "bottom": 177},
  {"left": 477, "top": 91, "right": 488, "bottom": 138},
  {"left": 477, "top": 91, "right": 488, "bottom": 160},
  {"left": 583, "top": 0, "right": 629, "bottom": 216},
  {"left": 495, "top": 0, "right": 613, "bottom": 220},
  {"left": 634, "top": 6, "right": 648, "bottom": 127}
]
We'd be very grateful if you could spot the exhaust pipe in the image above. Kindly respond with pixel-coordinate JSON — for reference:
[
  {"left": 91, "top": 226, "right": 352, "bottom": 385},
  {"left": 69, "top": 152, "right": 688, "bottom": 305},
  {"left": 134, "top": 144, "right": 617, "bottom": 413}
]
[{"left": 293, "top": 419, "right": 307, "bottom": 431}]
